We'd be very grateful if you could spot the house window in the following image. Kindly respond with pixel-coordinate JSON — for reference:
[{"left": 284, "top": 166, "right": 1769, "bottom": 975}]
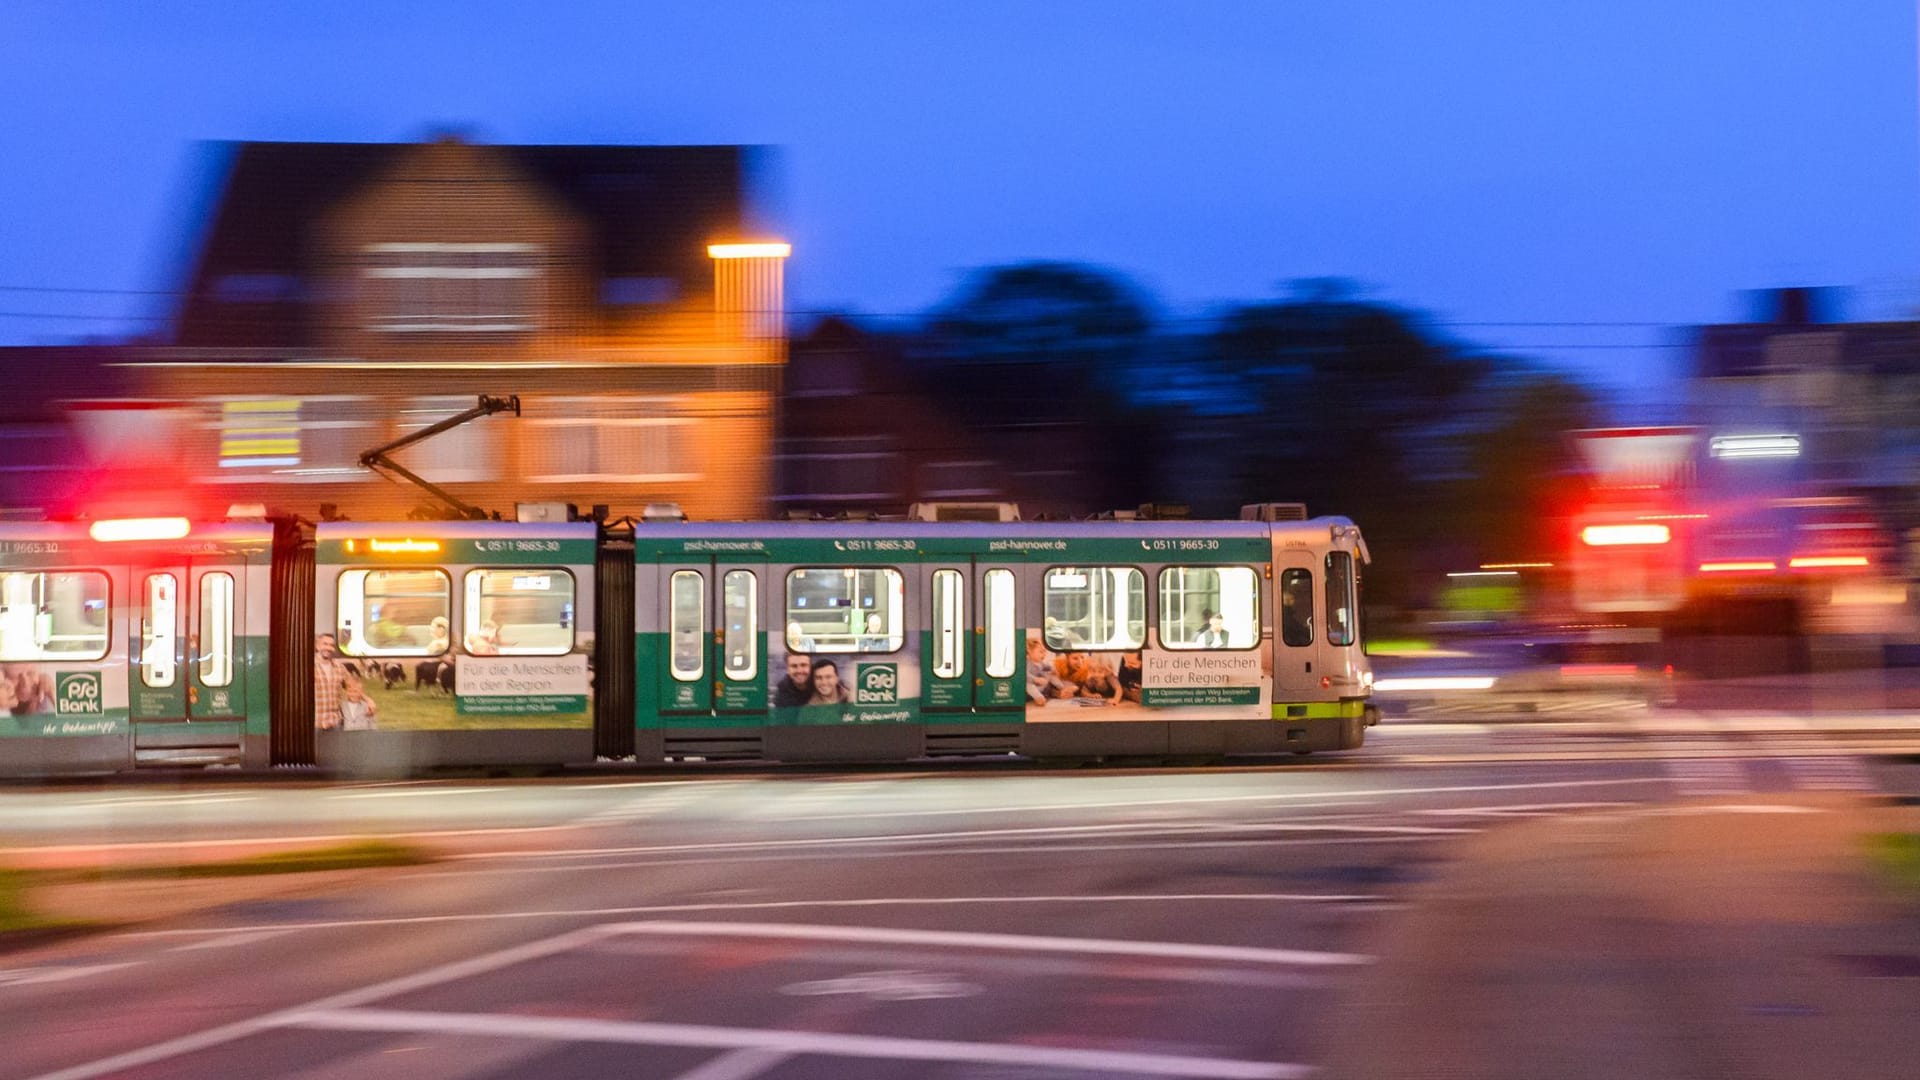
[
  {"left": 522, "top": 397, "right": 699, "bottom": 483},
  {"left": 208, "top": 397, "right": 375, "bottom": 482},
  {"left": 364, "top": 242, "right": 540, "bottom": 334},
  {"left": 788, "top": 355, "right": 862, "bottom": 397},
  {"left": 775, "top": 438, "right": 900, "bottom": 502},
  {"left": 922, "top": 460, "right": 998, "bottom": 499},
  {"left": 392, "top": 396, "right": 503, "bottom": 484}
]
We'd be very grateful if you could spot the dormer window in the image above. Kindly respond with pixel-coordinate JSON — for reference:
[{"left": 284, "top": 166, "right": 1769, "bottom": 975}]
[{"left": 363, "top": 242, "right": 540, "bottom": 333}]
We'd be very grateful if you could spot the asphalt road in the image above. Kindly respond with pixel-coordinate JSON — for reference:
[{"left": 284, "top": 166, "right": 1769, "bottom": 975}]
[{"left": 2, "top": 715, "right": 1916, "bottom": 1080}]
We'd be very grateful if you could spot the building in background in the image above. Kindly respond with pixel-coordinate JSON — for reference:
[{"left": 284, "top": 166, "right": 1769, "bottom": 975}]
[
  {"left": 1690, "top": 288, "right": 1918, "bottom": 573},
  {"left": 26, "top": 135, "right": 786, "bottom": 522},
  {"left": 0, "top": 346, "right": 133, "bottom": 513},
  {"left": 779, "top": 317, "right": 1160, "bottom": 520}
]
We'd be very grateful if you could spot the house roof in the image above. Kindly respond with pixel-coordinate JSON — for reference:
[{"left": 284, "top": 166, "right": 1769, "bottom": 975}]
[
  {"left": 171, "top": 139, "right": 765, "bottom": 348},
  {"left": 0, "top": 346, "right": 135, "bottom": 422}
]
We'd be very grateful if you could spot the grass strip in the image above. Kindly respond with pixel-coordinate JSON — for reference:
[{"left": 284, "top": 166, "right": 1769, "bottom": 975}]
[
  {"left": 86, "top": 839, "right": 434, "bottom": 881},
  {"left": 0, "top": 867, "right": 100, "bottom": 936},
  {"left": 1867, "top": 833, "right": 1920, "bottom": 893},
  {"left": 1366, "top": 638, "right": 1436, "bottom": 655}
]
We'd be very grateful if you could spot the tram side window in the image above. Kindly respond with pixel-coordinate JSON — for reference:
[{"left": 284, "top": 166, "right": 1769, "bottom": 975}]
[
  {"left": 140, "top": 574, "right": 177, "bottom": 688},
  {"left": 786, "top": 568, "right": 905, "bottom": 653},
  {"left": 463, "top": 569, "right": 574, "bottom": 657},
  {"left": 0, "top": 571, "right": 109, "bottom": 661},
  {"left": 1043, "top": 566, "right": 1145, "bottom": 651},
  {"left": 336, "top": 569, "right": 451, "bottom": 657},
  {"left": 931, "top": 569, "right": 965, "bottom": 679},
  {"left": 198, "top": 572, "right": 235, "bottom": 688},
  {"left": 1158, "top": 566, "right": 1259, "bottom": 649},
  {"left": 1325, "top": 552, "right": 1356, "bottom": 647},
  {"left": 722, "top": 570, "right": 758, "bottom": 680},
  {"left": 668, "top": 571, "right": 705, "bottom": 682},
  {"left": 983, "top": 568, "right": 1016, "bottom": 678},
  {"left": 1280, "top": 569, "right": 1314, "bottom": 647}
]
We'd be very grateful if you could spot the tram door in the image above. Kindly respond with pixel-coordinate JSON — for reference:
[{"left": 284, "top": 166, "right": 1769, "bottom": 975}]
[
  {"left": 1272, "top": 549, "right": 1323, "bottom": 702},
  {"left": 656, "top": 560, "right": 767, "bottom": 719},
  {"left": 129, "top": 563, "right": 246, "bottom": 761},
  {"left": 924, "top": 561, "right": 1022, "bottom": 713}
]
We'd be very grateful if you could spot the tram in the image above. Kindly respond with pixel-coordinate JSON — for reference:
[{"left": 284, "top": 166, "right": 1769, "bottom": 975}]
[{"left": 0, "top": 506, "right": 1377, "bottom": 776}]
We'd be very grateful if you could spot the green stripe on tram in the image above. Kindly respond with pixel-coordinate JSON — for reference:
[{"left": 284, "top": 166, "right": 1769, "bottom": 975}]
[{"left": 1271, "top": 699, "right": 1369, "bottom": 720}]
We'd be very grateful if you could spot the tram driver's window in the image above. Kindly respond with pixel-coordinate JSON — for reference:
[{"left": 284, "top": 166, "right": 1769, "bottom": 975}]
[
  {"left": 0, "top": 570, "right": 109, "bottom": 661},
  {"left": 1043, "top": 566, "right": 1145, "bottom": 651},
  {"left": 1158, "top": 566, "right": 1259, "bottom": 649},
  {"left": 464, "top": 569, "right": 575, "bottom": 656},
  {"left": 1280, "top": 569, "right": 1314, "bottom": 647},
  {"left": 785, "top": 568, "right": 905, "bottom": 653},
  {"left": 336, "top": 569, "right": 450, "bottom": 657},
  {"left": 1325, "top": 552, "right": 1356, "bottom": 647}
]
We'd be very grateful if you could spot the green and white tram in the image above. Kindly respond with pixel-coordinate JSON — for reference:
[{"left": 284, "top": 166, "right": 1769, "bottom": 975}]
[
  {"left": 0, "top": 507, "right": 1375, "bottom": 776},
  {"left": 630, "top": 515, "right": 1375, "bottom": 762}
]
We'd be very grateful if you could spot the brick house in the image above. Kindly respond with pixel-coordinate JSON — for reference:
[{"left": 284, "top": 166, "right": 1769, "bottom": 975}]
[{"left": 65, "top": 135, "right": 787, "bottom": 522}]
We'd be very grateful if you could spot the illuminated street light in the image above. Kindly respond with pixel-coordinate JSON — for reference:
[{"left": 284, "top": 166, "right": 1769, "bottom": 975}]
[
  {"left": 1708, "top": 433, "right": 1800, "bottom": 459},
  {"left": 707, "top": 242, "right": 792, "bottom": 259}
]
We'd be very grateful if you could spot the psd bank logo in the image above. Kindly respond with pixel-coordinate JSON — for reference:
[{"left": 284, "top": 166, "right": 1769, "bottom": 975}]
[
  {"left": 55, "top": 672, "right": 103, "bottom": 715},
  {"left": 856, "top": 663, "right": 898, "bottom": 704}
]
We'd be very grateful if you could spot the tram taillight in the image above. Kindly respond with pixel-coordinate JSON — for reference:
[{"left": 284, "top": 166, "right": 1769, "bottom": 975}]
[
  {"left": 1580, "top": 524, "right": 1671, "bottom": 546},
  {"left": 88, "top": 517, "right": 191, "bottom": 542}
]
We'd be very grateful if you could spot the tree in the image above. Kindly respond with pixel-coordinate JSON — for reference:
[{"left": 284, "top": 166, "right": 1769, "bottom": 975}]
[
  {"left": 1452, "top": 371, "right": 1604, "bottom": 562},
  {"left": 917, "top": 262, "right": 1168, "bottom": 513},
  {"left": 1198, "top": 288, "right": 1490, "bottom": 608}
]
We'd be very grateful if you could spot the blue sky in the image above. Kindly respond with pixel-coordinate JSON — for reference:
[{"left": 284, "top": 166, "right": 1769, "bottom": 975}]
[{"left": 3, "top": 1, "right": 1915, "bottom": 410}]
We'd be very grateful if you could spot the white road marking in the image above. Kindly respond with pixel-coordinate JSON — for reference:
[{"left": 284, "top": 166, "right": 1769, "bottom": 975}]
[
  {"left": 563, "top": 779, "right": 761, "bottom": 790},
  {"left": 0, "top": 962, "right": 140, "bottom": 988},
  {"left": 579, "top": 781, "right": 743, "bottom": 825},
  {"left": 407, "top": 833, "right": 1454, "bottom": 879},
  {"left": 752, "top": 776, "right": 1672, "bottom": 823},
  {"left": 611, "top": 920, "right": 1372, "bottom": 967},
  {"left": 170, "top": 929, "right": 296, "bottom": 952},
  {"left": 1706, "top": 712, "right": 1882, "bottom": 794},
  {"left": 284, "top": 1007, "right": 1310, "bottom": 1079},
  {"left": 1783, "top": 756, "right": 1876, "bottom": 791},
  {"left": 333, "top": 788, "right": 497, "bottom": 799},
  {"left": 0, "top": 822, "right": 577, "bottom": 860},
  {"left": 67, "top": 787, "right": 255, "bottom": 803},
  {"left": 1646, "top": 804, "right": 1828, "bottom": 816},
  {"left": 120, "top": 891, "right": 1384, "bottom": 942},
  {"left": 29, "top": 924, "right": 617, "bottom": 1080},
  {"left": 1205, "top": 821, "right": 1476, "bottom": 835},
  {"left": 665, "top": 1048, "right": 791, "bottom": 1080},
  {"left": 779, "top": 969, "right": 983, "bottom": 1001},
  {"left": 458, "top": 818, "right": 1480, "bottom": 862},
  {"left": 1664, "top": 756, "right": 1749, "bottom": 797},
  {"left": 1417, "top": 801, "right": 1634, "bottom": 818},
  {"left": 44, "top": 917, "right": 1332, "bottom": 1080}
]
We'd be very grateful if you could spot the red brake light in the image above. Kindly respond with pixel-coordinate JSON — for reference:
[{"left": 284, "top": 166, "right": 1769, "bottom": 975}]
[{"left": 1581, "top": 524, "right": 1670, "bottom": 546}]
